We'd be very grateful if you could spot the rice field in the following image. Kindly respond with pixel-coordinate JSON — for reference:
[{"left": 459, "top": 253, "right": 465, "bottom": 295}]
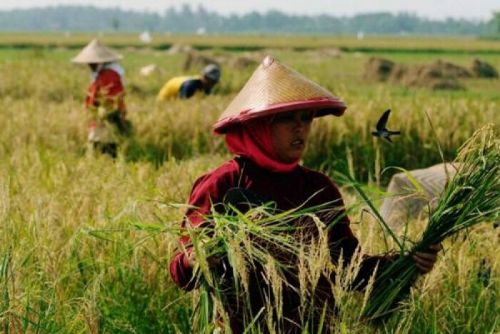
[
  {"left": 0, "top": 35, "right": 499, "bottom": 333},
  {"left": 3, "top": 32, "right": 500, "bottom": 53}
]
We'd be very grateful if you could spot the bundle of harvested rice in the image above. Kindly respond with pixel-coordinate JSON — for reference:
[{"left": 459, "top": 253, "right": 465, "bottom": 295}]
[
  {"left": 363, "top": 125, "right": 499, "bottom": 319},
  {"left": 186, "top": 200, "right": 343, "bottom": 333}
]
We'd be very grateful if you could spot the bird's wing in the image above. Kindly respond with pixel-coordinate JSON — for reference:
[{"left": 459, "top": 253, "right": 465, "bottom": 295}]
[{"left": 376, "top": 109, "right": 391, "bottom": 130}]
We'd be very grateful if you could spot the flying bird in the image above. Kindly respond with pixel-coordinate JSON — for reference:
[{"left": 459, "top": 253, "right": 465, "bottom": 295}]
[{"left": 372, "top": 109, "right": 400, "bottom": 143}]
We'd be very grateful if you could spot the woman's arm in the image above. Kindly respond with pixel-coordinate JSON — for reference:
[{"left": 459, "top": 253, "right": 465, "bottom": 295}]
[{"left": 169, "top": 163, "right": 238, "bottom": 290}]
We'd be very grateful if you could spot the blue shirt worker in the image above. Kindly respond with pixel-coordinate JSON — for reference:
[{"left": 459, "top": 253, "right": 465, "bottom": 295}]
[{"left": 157, "top": 64, "right": 221, "bottom": 101}]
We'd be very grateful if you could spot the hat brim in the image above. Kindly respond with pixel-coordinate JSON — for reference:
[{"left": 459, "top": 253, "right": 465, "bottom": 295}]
[
  {"left": 213, "top": 97, "right": 346, "bottom": 134},
  {"left": 71, "top": 54, "right": 122, "bottom": 64}
]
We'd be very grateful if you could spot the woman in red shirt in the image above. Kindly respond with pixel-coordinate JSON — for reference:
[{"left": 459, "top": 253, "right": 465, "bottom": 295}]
[
  {"left": 72, "top": 39, "right": 130, "bottom": 157},
  {"left": 170, "top": 56, "right": 440, "bottom": 333}
]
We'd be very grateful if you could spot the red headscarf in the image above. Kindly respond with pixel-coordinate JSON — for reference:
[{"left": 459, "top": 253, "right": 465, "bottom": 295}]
[{"left": 225, "top": 118, "right": 299, "bottom": 173}]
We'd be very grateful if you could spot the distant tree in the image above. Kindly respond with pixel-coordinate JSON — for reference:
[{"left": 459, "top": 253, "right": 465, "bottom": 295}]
[
  {"left": 494, "top": 11, "right": 500, "bottom": 34},
  {"left": 0, "top": 5, "right": 490, "bottom": 35}
]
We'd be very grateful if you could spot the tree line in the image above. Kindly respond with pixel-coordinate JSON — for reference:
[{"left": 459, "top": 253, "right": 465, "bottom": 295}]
[{"left": 0, "top": 5, "right": 498, "bottom": 36}]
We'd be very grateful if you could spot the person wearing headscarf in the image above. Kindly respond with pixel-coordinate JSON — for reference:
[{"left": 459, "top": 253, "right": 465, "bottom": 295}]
[
  {"left": 156, "top": 64, "right": 221, "bottom": 102},
  {"left": 169, "top": 56, "right": 440, "bottom": 333},
  {"left": 72, "top": 39, "right": 131, "bottom": 157}
]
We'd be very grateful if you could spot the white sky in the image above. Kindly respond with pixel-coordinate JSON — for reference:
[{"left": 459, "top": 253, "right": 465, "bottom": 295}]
[{"left": 1, "top": 0, "right": 498, "bottom": 20}]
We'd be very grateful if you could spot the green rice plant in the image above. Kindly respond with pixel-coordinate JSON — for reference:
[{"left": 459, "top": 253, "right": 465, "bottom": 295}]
[{"left": 362, "top": 124, "right": 499, "bottom": 319}]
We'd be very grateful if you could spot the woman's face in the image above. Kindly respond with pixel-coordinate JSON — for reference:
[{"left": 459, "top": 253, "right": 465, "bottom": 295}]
[{"left": 270, "top": 110, "right": 314, "bottom": 163}]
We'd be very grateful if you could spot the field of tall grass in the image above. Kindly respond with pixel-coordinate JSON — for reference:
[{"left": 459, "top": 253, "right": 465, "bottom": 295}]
[{"left": 0, "top": 38, "right": 498, "bottom": 333}]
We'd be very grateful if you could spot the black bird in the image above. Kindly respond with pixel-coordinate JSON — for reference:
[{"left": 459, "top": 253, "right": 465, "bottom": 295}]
[{"left": 372, "top": 109, "right": 401, "bottom": 143}]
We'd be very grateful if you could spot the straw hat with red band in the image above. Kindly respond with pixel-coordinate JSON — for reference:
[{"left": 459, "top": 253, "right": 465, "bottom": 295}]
[
  {"left": 72, "top": 39, "right": 122, "bottom": 64},
  {"left": 213, "top": 55, "right": 346, "bottom": 134}
]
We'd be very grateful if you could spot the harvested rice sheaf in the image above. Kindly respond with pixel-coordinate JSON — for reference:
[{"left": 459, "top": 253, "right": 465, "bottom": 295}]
[
  {"left": 363, "top": 124, "right": 499, "bottom": 320},
  {"left": 188, "top": 201, "right": 342, "bottom": 332}
]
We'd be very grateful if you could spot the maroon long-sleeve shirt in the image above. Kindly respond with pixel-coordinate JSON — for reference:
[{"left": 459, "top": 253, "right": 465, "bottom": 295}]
[{"left": 169, "top": 157, "right": 394, "bottom": 332}]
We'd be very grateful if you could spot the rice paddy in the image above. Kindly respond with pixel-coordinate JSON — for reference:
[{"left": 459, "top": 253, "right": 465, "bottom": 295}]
[{"left": 0, "top": 35, "right": 499, "bottom": 333}]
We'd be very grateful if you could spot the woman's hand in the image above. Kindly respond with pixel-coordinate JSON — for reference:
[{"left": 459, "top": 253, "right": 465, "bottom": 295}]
[{"left": 412, "top": 243, "right": 442, "bottom": 274}]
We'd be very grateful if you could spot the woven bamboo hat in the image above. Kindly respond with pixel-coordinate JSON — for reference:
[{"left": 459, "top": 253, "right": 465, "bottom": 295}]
[
  {"left": 71, "top": 39, "right": 122, "bottom": 64},
  {"left": 213, "top": 55, "right": 346, "bottom": 133}
]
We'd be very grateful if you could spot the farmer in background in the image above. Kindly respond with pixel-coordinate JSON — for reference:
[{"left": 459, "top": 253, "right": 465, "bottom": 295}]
[
  {"left": 156, "top": 64, "right": 221, "bottom": 102},
  {"left": 72, "top": 39, "right": 131, "bottom": 158},
  {"left": 169, "top": 56, "right": 441, "bottom": 333}
]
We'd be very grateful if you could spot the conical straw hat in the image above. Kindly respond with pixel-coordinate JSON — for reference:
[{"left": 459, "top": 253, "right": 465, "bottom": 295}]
[
  {"left": 213, "top": 55, "right": 346, "bottom": 133},
  {"left": 71, "top": 39, "right": 122, "bottom": 64}
]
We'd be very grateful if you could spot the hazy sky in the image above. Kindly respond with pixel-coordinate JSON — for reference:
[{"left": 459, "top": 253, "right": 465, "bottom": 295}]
[{"left": 1, "top": 0, "right": 498, "bottom": 20}]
